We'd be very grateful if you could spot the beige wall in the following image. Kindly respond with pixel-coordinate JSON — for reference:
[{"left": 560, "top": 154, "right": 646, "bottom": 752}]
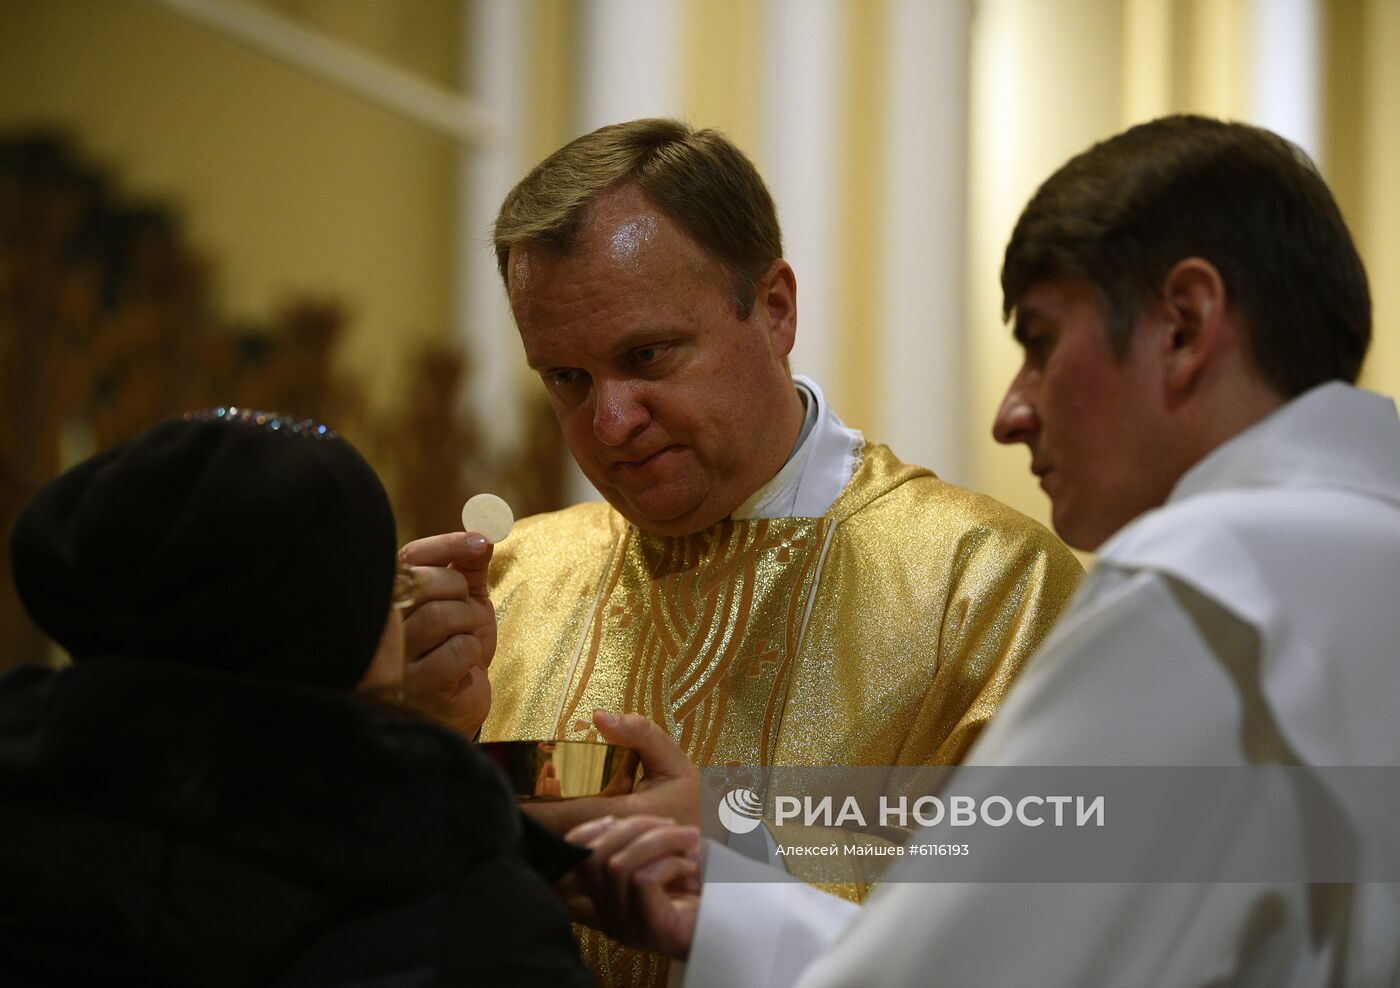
[{"left": 0, "top": 0, "right": 462, "bottom": 416}]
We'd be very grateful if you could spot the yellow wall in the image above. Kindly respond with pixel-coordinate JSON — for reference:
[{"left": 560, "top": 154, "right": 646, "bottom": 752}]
[
  {"left": 0, "top": 0, "right": 461, "bottom": 416},
  {"left": 6, "top": 0, "right": 1395, "bottom": 507},
  {"left": 830, "top": 0, "right": 888, "bottom": 434},
  {"left": 967, "top": 0, "right": 1127, "bottom": 531},
  {"left": 679, "top": 0, "right": 763, "bottom": 159},
  {"left": 1351, "top": 0, "right": 1400, "bottom": 401},
  {"left": 966, "top": 0, "right": 1399, "bottom": 537}
]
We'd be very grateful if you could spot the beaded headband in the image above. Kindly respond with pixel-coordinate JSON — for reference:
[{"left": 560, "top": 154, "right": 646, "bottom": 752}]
[{"left": 184, "top": 406, "right": 338, "bottom": 440}]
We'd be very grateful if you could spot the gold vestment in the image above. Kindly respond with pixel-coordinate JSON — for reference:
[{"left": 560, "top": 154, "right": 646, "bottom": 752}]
[{"left": 484, "top": 443, "right": 1082, "bottom": 987}]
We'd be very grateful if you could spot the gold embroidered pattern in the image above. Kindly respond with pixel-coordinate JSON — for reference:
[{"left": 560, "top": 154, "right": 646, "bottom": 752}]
[{"left": 556, "top": 517, "right": 829, "bottom": 767}]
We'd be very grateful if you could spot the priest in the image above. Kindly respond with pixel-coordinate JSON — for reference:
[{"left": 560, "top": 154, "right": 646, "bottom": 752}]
[{"left": 400, "top": 118, "right": 1082, "bottom": 987}]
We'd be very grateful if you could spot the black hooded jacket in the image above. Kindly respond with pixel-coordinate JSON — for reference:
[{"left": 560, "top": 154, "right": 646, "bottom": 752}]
[{"left": 2, "top": 412, "right": 593, "bottom": 987}]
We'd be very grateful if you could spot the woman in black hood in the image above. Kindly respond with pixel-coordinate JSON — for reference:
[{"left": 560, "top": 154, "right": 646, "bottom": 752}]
[{"left": 0, "top": 409, "right": 593, "bottom": 987}]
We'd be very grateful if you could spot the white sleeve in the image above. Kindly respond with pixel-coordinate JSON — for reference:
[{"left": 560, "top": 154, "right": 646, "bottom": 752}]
[{"left": 680, "top": 841, "right": 860, "bottom": 988}]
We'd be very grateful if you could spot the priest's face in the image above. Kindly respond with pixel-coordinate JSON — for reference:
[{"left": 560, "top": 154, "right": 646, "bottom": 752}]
[
  {"left": 508, "top": 184, "right": 800, "bottom": 537},
  {"left": 993, "top": 276, "right": 1175, "bottom": 551}
]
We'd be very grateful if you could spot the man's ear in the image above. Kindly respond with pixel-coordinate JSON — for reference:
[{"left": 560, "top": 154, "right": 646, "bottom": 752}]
[
  {"left": 756, "top": 259, "right": 798, "bottom": 358},
  {"left": 1160, "top": 257, "right": 1230, "bottom": 394}
]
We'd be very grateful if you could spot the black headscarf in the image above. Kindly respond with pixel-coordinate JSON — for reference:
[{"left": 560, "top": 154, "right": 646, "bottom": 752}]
[{"left": 9, "top": 409, "right": 396, "bottom": 689}]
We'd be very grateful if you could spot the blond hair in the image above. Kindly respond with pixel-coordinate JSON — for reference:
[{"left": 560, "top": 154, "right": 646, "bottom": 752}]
[{"left": 493, "top": 118, "right": 782, "bottom": 318}]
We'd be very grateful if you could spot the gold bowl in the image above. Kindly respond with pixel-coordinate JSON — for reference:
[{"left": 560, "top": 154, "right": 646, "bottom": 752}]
[{"left": 478, "top": 739, "right": 638, "bottom": 801}]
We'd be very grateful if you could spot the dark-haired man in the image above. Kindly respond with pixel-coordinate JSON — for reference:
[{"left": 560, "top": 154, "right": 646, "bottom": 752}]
[
  {"left": 573, "top": 115, "right": 1400, "bottom": 986},
  {"left": 399, "top": 118, "right": 1081, "bottom": 986}
]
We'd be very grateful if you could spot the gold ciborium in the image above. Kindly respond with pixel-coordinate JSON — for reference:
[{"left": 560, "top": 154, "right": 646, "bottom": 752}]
[{"left": 478, "top": 740, "right": 638, "bottom": 801}]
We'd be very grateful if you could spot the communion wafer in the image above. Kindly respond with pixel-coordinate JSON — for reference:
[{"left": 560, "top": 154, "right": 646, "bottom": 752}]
[{"left": 461, "top": 493, "right": 514, "bottom": 543}]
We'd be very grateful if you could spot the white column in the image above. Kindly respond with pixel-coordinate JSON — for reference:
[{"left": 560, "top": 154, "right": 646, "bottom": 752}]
[
  {"left": 461, "top": 0, "right": 527, "bottom": 454},
  {"left": 578, "top": 0, "right": 683, "bottom": 132},
  {"left": 1246, "top": 0, "right": 1321, "bottom": 163},
  {"left": 878, "top": 0, "right": 973, "bottom": 482},
  {"left": 760, "top": 0, "right": 843, "bottom": 394}
]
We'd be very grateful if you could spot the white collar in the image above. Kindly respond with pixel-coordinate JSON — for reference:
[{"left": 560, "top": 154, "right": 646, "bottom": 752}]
[
  {"left": 731, "top": 376, "right": 864, "bottom": 520},
  {"left": 1168, "top": 382, "right": 1400, "bottom": 510},
  {"left": 1098, "top": 383, "right": 1400, "bottom": 566}
]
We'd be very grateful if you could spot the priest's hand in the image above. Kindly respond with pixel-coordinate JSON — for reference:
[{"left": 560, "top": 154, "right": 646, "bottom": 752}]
[
  {"left": 560, "top": 814, "right": 703, "bottom": 958},
  {"left": 398, "top": 531, "right": 496, "bottom": 736},
  {"left": 522, "top": 711, "right": 701, "bottom": 834}
]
